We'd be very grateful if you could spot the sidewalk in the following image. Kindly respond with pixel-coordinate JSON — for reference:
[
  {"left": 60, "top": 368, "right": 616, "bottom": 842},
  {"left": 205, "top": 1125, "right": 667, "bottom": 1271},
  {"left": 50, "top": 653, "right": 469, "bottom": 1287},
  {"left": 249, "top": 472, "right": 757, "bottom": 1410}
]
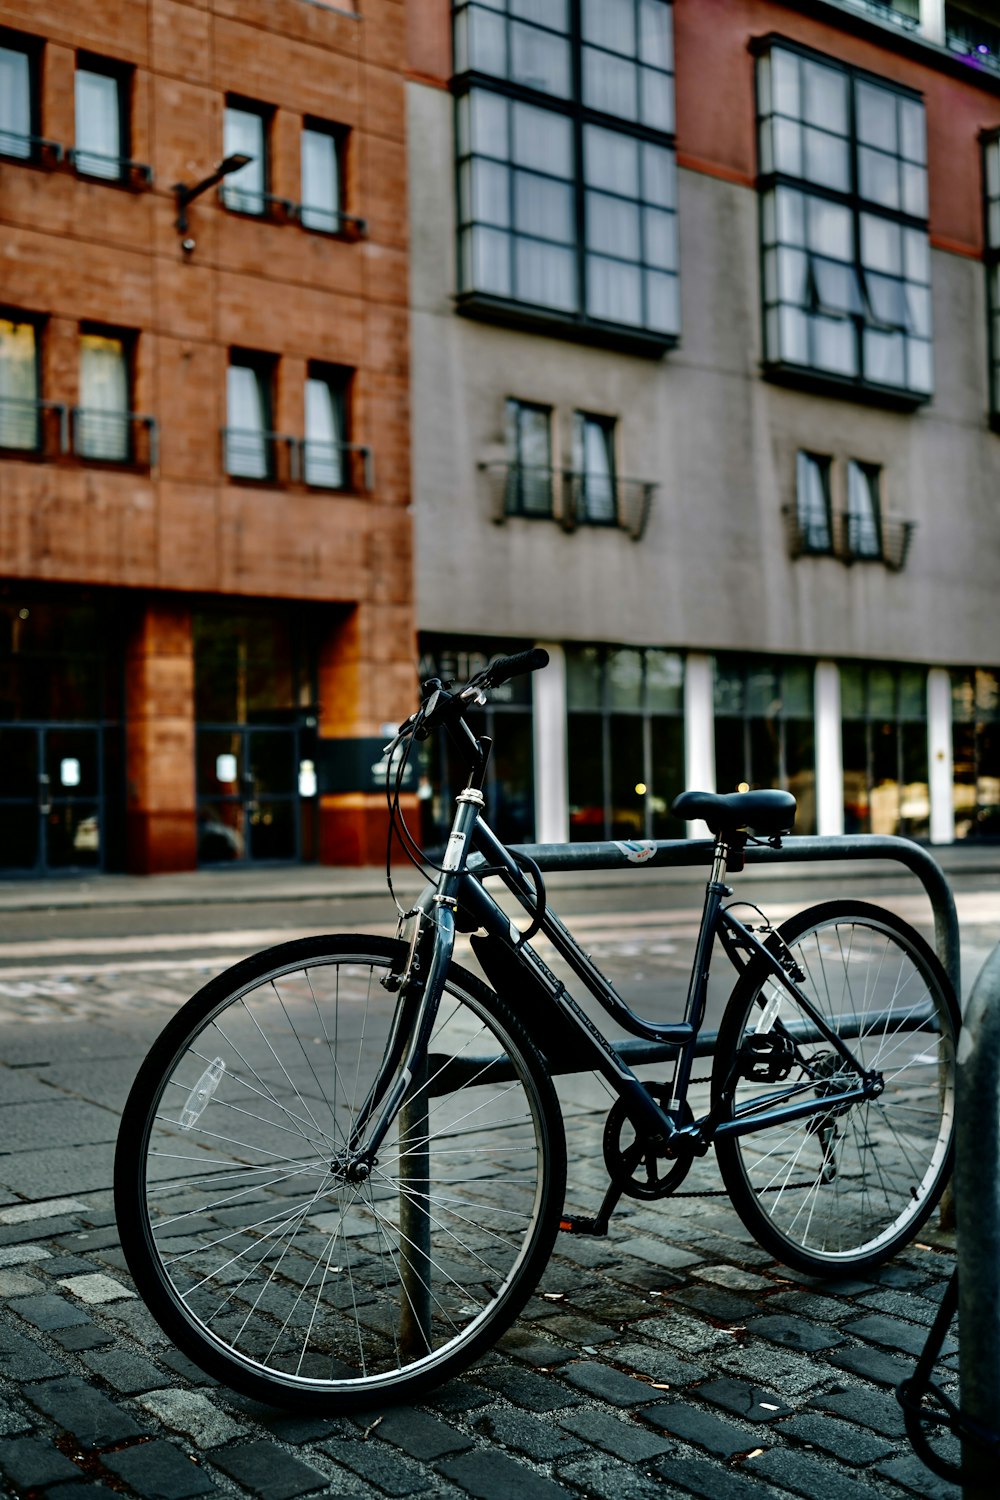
[{"left": 0, "top": 840, "right": 997, "bottom": 913}]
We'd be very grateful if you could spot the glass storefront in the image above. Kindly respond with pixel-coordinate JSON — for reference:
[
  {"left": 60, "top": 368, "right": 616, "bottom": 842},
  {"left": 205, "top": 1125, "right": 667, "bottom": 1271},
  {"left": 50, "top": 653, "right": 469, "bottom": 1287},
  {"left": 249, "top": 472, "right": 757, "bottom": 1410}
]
[
  {"left": 0, "top": 596, "right": 123, "bottom": 874},
  {"left": 567, "top": 645, "right": 684, "bottom": 841},
  {"left": 194, "top": 609, "right": 318, "bottom": 864},
  {"left": 713, "top": 657, "right": 816, "bottom": 835},
  {"left": 952, "top": 667, "right": 1000, "bottom": 839},
  {"left": 841, "top": 663, "right": 929, "bottom": 837},
  {"left": 418, "top": 637, "right": 536, "bottom": 849}
]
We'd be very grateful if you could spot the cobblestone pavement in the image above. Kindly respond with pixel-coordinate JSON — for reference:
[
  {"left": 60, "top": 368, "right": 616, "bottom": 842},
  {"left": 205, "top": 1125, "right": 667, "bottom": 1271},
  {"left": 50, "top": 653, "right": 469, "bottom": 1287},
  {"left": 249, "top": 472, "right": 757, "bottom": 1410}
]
[{"left": 0, "top": 934, "right": 964, "bottom": 1500}]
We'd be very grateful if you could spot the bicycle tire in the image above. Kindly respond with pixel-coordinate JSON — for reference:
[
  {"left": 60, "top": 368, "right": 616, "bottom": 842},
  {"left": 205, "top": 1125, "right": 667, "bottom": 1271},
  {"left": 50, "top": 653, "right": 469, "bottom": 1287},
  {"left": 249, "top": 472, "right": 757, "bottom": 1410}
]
[
  {"left": 712, "top": 900, "right": 958, "bottom": 1277},
  {"left": 114, "top": 934, "right": 566, "bottom": 1410}
]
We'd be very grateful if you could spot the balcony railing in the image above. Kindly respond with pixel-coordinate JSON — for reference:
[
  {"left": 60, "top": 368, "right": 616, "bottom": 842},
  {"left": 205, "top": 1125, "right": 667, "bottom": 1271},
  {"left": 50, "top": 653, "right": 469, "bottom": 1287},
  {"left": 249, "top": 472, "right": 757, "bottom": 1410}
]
[
  {"left": 291, "top": 202, "right": 368, "bottom": 238},
  {"left": 223, "top": 429, "right": 373, "bottom": 491},
  {"left": 66, "top": 148, "right": 153, "bottom": 187},
  {"left": 0, "top": 397, "right": 68, "bottom": 457},
  {"left": 219, "top": 185, "right": 294, "bottom": 221},
  {"left": 829, "top": 0, "right": 920, "bottom": 31},
  {"left": 0, "top": 131, "right": 64, "bottom": 165},
  {"left": 946, "top": 10, "right": 1000, "bottom": 76},
  {"left": 480, "top": 463, "right": 656, "bottom": 541},
  {"left": 71, "top": 408, "right": 158, "bottom": 468},
  {"left": 783, "top": 506, "right": 915, "bottom": 570}
]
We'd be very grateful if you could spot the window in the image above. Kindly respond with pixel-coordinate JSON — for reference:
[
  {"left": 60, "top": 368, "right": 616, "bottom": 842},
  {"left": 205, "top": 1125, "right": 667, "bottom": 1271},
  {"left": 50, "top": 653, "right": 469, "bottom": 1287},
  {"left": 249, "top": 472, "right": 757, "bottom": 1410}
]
[
  {"left": 74, "top": 58, "right": 128, "bottom": 180},
  {"left": 0, "top": 35, "right": 38, "bottom": 160},
  {"left": 951, "top": 668, "right": 1000, "bottom": 840},
  {"left": 846, "top": 460, "right": 882, "bottom": 558},
  {"left": 984, "top": 130, "right": 1000, "bottom": 424},
  {"left": 77, "top": 331, "right": 130, "bottom": 461},
  {"left": 222, "top": 101, "right": 269, "bottom": 215},
  {"left": 841, "top": 663, "right": 928, "bottom": 837},
  {"left": 567, "top": 645, "right": 685, "bottom": 840},
  {"left": 757, "top": 41, "right": 932, "bottom": 401},
  {"left": 0, "top": 315, "right": 40, "bottom": 451},
  {"left": 714, "top": 657, "right": 817, "bottom": 834},
  {"left": 505, "top": 400, "right": 553, "bottom": 516},
  {"left": 572, "top": 412, "right": 617, "bottom": 523},
  {"left": 795, "top": 451, "right": 832, "bottom": 553},
  {"left": 226, "top": 353, "right": 274, "bottom": 479},
  {"left": 303, "top": 367, "right": 346, "bottom": 488},
  {"left": 454, "top": 1, "right": 678, "bottom": 347},
  {"left": 300, "top": 123, "right": 343, "bottom": 232}
]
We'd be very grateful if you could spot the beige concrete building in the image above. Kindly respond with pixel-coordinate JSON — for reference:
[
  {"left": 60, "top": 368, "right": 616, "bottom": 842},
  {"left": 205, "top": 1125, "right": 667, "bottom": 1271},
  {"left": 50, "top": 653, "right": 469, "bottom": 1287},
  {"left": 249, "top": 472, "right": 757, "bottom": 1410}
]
[{"left": 406, "top": 0, "right": 1000, "bottom": 851}]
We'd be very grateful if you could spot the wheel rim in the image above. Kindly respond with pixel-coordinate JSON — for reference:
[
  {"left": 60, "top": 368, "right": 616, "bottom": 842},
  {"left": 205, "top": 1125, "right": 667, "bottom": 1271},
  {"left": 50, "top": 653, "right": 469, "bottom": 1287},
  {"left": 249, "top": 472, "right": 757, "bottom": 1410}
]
[
  {"left": 725, "top": 915, "right": 955, "bottom": 1266},
  {"left": 134, "top": 949, "right": 552, "bottom": 1394}
]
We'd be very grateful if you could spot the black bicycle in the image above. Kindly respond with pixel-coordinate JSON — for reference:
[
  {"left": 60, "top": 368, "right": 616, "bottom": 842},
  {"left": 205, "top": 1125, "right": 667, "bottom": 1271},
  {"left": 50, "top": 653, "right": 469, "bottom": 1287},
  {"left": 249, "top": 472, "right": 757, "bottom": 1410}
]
[{"left": 115, "top": 650, "right": 959, "bottom": 1410}]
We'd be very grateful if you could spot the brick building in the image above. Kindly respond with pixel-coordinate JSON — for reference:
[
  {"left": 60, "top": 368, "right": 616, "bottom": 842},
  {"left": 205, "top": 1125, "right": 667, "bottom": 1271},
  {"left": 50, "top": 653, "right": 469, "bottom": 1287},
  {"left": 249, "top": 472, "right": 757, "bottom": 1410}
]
[{"left": 0, "top": 0, "right": 413, "bottom": 875}]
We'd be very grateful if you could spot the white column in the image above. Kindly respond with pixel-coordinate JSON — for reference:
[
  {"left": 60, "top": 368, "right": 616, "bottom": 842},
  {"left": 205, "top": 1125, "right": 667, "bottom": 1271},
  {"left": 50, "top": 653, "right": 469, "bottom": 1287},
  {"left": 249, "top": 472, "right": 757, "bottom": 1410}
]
[
  {"left": 815, "top": 661, "right": 845, "bottom": 837},
  {"left": 928, "top": 667, "right": 955, "bottom": 845},
  {"left": 683, "top": 653, "right": 715, "bottom": 838},
  {"left": 532, "top": 642, "right": 568, "bottom": 844},
  {"left": 919, "top": 0, "right": 946, "bottom": 45}
]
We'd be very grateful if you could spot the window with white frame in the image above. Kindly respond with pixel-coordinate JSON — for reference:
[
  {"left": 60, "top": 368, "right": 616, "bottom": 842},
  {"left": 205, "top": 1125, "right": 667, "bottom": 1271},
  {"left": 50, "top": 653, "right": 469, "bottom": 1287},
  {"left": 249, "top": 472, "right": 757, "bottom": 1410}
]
[
  {"left": 0, "top": 35, "right": 37, "bottom": 160},
  {"left": 0, "top": 315, "right": 40, "bottom": 450},
  {"left": 572, "top": 412, "right": 617, "bottom": 523},
  {"left": 300, "top": 123, "right": 343, "bottom": 232},
  {"left": 77, "top": 331, "right": 130, "bottom": 461},
  {"left": 75, "top": 59, "right": 127, "bottom": 180},
  {"left": 454, "top": 0, "right": 678, "bottom": 346},
  {"left": 757, "top": 41, "right": 932, "bottom": 401},
  {"left": 984, "top": 129, "right": 1000, "bottom": 424},
  {"left": 303, "top": 367, "right": 346, "bottom": 488},
  {"left": 222, "top": 101, "right": 269, "bottom": 215},
  {"left": 795, "top": 451, "right": 833, "bottom": 553}
]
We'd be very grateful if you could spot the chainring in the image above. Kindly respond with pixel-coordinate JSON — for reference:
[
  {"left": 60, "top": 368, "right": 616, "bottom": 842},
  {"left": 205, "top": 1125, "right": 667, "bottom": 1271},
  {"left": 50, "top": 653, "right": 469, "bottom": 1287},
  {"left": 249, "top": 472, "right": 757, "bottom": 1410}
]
[{"left": 602, "top": 1084, "right": 695, "bottom": 1199}]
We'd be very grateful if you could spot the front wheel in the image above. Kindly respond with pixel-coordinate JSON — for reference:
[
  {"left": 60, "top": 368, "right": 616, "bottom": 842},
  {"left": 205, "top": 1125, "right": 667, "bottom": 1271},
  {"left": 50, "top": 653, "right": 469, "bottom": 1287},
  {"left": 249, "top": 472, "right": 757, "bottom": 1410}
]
[
  {"left": 712, "top": 900, "right": 958, "bottom": 1277},
  {"left": 115, "top": 935, "right": 566, "bottom": 1410}
]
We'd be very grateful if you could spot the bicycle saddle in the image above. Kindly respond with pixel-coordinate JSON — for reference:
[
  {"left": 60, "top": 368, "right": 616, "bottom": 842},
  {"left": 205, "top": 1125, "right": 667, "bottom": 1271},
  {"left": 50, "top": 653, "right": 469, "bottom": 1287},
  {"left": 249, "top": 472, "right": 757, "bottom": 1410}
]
[{"left": 671, "top": 788, "right": 796, "bottom": 836}]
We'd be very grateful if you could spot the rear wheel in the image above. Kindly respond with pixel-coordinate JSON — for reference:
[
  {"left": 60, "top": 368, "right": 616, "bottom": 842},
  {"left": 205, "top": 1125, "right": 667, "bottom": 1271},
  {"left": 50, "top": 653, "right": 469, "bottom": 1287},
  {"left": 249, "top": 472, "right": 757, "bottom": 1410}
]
[
  {"left": 713, "top": 900, "right": 957, "bottom": 1276},
  {"left": 115, "top": 935, "right": 565, "bottom": 1410}
]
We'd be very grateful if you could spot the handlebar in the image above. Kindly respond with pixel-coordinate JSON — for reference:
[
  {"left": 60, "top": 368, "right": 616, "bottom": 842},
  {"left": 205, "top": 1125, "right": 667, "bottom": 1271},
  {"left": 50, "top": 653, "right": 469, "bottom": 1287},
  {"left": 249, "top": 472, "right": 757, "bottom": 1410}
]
[{"left": 474, "top": 648, "right": 549, "bottom": 689}]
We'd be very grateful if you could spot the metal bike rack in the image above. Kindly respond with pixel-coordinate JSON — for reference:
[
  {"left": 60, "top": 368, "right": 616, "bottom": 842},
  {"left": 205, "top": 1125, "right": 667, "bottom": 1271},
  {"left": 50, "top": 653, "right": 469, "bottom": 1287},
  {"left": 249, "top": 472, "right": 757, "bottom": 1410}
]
[{"left": 954, "top": 940, "right": 1000, "bottom": 1499}]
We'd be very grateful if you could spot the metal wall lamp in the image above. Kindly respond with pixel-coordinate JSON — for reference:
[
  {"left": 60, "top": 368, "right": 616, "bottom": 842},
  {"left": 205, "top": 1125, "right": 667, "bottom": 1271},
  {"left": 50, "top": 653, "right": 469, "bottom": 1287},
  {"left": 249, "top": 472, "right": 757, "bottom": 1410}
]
[{"left": 173, "top": 154, "right": 253, "bottom": 234}]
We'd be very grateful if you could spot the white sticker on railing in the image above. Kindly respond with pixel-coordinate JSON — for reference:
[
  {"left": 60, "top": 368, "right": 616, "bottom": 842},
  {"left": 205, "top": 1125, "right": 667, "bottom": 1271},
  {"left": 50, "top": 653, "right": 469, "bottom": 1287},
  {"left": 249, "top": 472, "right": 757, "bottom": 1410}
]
[{"left": 613, "top": 840, "right": 657, "bottom": 864}]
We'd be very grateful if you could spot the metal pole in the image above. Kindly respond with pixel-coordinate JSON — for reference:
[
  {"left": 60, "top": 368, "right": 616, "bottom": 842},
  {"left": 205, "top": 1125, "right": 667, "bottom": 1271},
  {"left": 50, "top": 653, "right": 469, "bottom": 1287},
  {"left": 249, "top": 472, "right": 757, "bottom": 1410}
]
[{"left": 955, "top": 941, "right": 1000, "bottom": 1500}]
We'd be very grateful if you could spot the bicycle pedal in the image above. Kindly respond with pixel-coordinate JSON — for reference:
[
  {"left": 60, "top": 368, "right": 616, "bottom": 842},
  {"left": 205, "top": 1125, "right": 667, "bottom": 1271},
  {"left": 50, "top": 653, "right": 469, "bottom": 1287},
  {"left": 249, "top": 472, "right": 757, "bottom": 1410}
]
[
  {"left": 739, "top": 1032, "right": 795, "bottom": 1082},
  {"left": 558, "top": 1216, "right": 608, "bottom": 1237}
]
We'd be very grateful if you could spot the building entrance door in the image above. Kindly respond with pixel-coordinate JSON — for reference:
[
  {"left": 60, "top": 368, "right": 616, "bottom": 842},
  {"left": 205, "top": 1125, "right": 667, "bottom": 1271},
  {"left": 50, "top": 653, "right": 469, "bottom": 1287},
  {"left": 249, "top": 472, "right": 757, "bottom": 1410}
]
[
  {"left": 196, "top": 724, "right": 301, "bottom": 863},
  {"left": 0, "top": 724, "right": 103, "bottom": 874}
]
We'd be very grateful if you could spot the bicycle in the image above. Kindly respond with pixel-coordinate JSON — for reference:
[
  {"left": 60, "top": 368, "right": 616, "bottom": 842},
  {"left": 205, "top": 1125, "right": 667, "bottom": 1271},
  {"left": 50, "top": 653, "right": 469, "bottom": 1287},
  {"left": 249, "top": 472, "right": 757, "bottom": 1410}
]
[{"left": 115, "top": 649, "right": 959, "bottom": 1411}]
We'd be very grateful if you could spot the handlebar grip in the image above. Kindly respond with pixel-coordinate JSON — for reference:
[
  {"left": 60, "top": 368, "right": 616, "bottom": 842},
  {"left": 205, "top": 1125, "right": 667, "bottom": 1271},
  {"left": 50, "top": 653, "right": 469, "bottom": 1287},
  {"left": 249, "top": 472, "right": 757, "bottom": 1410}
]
[{"left": 483, "top": 648, "right": 549, "bottom": 687}]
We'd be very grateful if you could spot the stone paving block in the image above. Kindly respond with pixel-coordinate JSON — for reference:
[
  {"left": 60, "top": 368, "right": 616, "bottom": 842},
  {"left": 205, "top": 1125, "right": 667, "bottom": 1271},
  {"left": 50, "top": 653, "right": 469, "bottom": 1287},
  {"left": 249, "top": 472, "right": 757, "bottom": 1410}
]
[
  {"left": 765, "top": 1291, "right": 849, "bottom": 1323},
  {"left": 530, "top": 1312, "right": 618, "bottom": 1346},
  {"left": 8, "top": 1293, "right": 91, "bottom": 1330},
  {"left": 0, "top": 1269, "right": 43, "bottom": 1296},
  {"left": 52, "top": 1324, "right": 117, "bottom": 1352},
  {"left": 80, "top": 1348, "right": 173, "bottom": 1395},
  {"left": 867, "top": 1262, "right": 931, "bottom": 1291},
  {"left": 39, "top": 1256, "right": 96, "bottom": 1276},
  {"left": 474, "top": 1407, "right": 587, "bottom": 1462},
  {"left": 499, "top": 1332, "right": 577, "bottom": 1368},
  {"left": 845, "top": 1313, "right": 955, "bottom": 1359},
  {"left": 569, "top": 1286, "right": 660, "bottom": 1322},
  {"left": 634, "top": 1310, "right": 731, "bottom": 1353},
  {"left": 604, "top": 1263, "right": 684, "bottom": 1293},
  {"left": 59, "top": 1272, "right": 135, "bottom": 1304},
  {"left": 0, "top": 1243, "right": 49, "bottom": 1267},
  {"left": 477, "top": 1365, "right": 583, "bottom": 1412},
  {"left": 713, "top": 1343, "right": 828, "bottom": 1398},
  {"left": 668, "top": 1286, "right": 759, "bottom": 1322},
  {"left": 25, "top": 1375, "right": 147, "bottom": 1449},
  {"left": 0, "top": 1325, "right": 67, "bottom": 1381},
  {"left": 829, "top": 1344, "right": 916, "bottom": 1387},
  {"left": 745, "top": 1446, "right": 886, "bottom": 1500},
  {"left": 696, "top": 1378, "right": 793, "bottom": 1422},
  {"left": 651, "top": 1453, "right": 785, "bottom": 1500},
  {"left": 140, "top": 1390, "right": 248, "bottom": 1449},
  {"left": 875, "top": 1451, "right": 961, "bottom": 1499},
  {"left": 0, "top": 1216, "right": 84, "bottom": 1246},
  {"left": 0, "top": 1145, "right": 117, "bottom": 1199},
  {"left": 103, "top": 1440, "right": 218, "bottom": 1499},
  {"left": 640, "top": 1398, "right": 772, "bottom": 1458},
  {"left": 559, "top": 1407, "right": 674, "bottom": 1462},
  {"left": 620, "top": 1238, "right": 704, "bottom": 1271},
  {"left": 743, "top": 1315, "right": 846, "bottom": 1353},
  {"left": 432, "top": 1379, "right": 497, "bottom": 1414},
  {"left": 605, "top": 1340, "right": 708, "bottom": 1387},
  {"left": 212, "top": 1441, "right": 328, "bottom": 1498},
  {"left": 808, "top": 1384, "right": 907, "bottom": 1438},
  {"left": 691, "top": 1264, "right": 775, "bottom": 1293},
  {"left": 318, "top": 1436, "right": 432, "bottom": 1496},
  {"left": 855, "top": 1289, "right": 941, "bottom": 1326},
  {"left": 556, "top": 1451, "right": 666, "bottom": 1500},
  {"left": 157, "top": 1350, "right": 218, "bottom": 1386},
  {"left": 0, "top": 1435, "right": 82, "bottom": 1489},
  {"left": 778, "top": 1411, "right": 897, "bottom": 1464},
  {"left": 561, "top": 1360, "right": 657, "bottom": 1405},
  {"left": 371, "top": 1407, "right": 474, "bottom": 1460},
  {"left": 0, "top": 1400, "right": 32, "bottom": 1438},
  {"left": 103, "top": 1299, "right": 175, "bottom": 1346},
  {"left": 438, "top": 1447, "right": 574, "bottom": 1500}
]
